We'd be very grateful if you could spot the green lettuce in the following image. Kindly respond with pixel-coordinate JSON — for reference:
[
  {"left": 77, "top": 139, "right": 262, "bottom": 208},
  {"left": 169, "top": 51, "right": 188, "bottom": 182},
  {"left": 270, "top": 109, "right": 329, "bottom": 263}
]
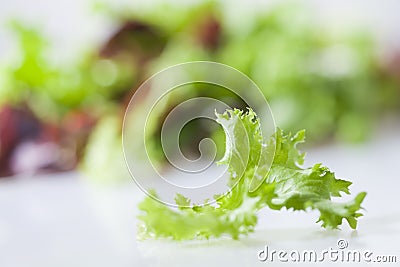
[{"left": 138, "top": 109, "right": 366, "bottom": 240}]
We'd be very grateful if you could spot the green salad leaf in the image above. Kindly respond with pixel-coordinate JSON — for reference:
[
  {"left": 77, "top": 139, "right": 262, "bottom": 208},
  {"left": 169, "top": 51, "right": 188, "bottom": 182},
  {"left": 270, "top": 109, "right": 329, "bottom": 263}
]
[{"left": 138, "top": 109, "right": 366, "bottom": 240}]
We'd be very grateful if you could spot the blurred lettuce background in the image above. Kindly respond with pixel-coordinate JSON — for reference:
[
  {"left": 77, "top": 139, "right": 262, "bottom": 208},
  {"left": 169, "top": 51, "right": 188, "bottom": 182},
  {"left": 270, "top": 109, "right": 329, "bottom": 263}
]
[{"left": 0, "top": 0, "right": 399, "bottom": 181}]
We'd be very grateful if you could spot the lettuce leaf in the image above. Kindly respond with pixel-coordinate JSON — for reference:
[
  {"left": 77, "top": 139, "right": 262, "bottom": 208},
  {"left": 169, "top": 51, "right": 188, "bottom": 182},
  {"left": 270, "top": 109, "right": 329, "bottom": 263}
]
[{"left": 138, "top": 108, "right": 366, "bottom": 240}]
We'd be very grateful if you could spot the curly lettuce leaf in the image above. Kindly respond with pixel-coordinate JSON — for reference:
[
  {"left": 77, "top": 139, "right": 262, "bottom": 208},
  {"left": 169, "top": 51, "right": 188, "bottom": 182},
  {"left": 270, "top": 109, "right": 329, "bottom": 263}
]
[{"left": 137, "top": 109, "right": 366, "bottom": 240}]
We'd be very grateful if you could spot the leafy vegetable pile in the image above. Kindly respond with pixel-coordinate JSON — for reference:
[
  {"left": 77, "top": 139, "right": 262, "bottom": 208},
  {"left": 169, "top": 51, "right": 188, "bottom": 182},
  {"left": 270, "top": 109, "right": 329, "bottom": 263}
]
[
  {"left": 114, "top": 2, "right": 399, "bottom": 143},
  {"left": 138, "top": 109, "right": 366, "bottom": 240},
  {"left": 1, "top": 2, "right": 399, "bottom": 178}
]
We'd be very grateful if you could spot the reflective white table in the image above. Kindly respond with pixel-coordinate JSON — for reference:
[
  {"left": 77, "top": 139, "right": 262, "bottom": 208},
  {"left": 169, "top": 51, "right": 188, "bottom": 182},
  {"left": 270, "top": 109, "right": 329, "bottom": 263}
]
[{"left": 1, "top": 121, "right": 399, "bottom": 267}]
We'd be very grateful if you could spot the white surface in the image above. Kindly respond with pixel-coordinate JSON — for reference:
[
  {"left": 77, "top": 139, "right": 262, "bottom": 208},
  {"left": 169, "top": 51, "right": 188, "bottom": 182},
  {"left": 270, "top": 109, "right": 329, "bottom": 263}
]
[{"left": 0, "top": 121, "right": 400, "bottom": 267}]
